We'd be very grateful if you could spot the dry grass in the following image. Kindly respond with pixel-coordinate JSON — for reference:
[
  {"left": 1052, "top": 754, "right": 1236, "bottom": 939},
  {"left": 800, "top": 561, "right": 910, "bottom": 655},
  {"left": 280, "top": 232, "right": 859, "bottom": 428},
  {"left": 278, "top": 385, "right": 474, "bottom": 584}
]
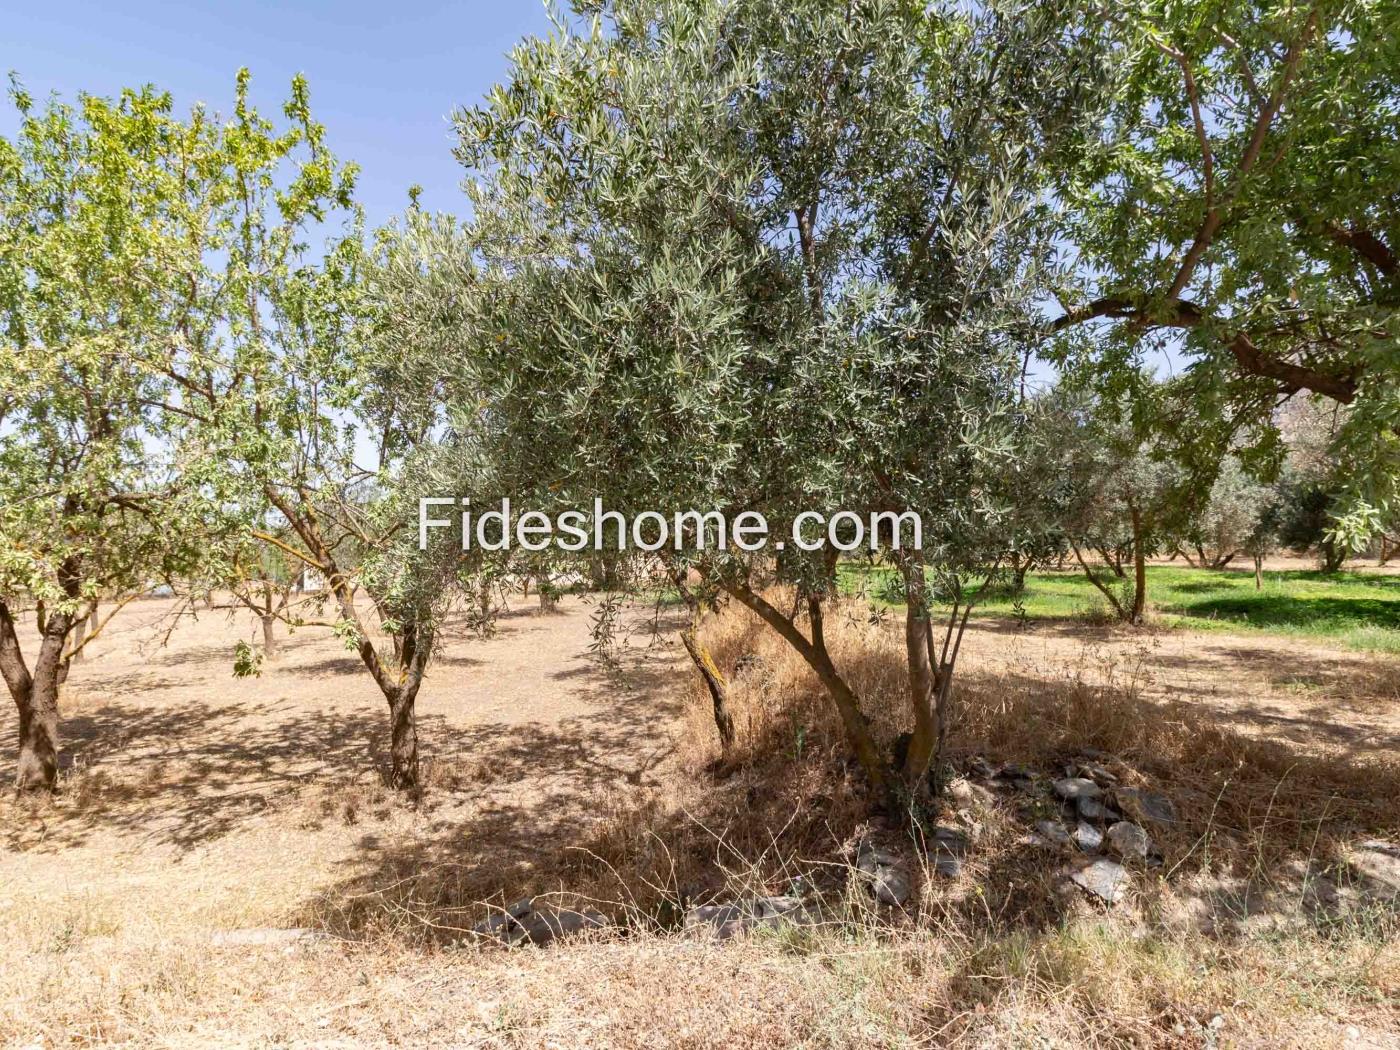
[{"left": 1, "top": 594, "right": 1398, "bottom": 1046}]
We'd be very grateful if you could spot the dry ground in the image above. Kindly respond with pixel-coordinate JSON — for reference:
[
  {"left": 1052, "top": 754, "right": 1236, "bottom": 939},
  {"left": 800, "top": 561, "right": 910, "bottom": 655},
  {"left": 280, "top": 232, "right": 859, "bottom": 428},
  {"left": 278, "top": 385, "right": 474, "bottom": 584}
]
[{"left": 1, "top": 589, "right": 1398, "bottom": 1047}]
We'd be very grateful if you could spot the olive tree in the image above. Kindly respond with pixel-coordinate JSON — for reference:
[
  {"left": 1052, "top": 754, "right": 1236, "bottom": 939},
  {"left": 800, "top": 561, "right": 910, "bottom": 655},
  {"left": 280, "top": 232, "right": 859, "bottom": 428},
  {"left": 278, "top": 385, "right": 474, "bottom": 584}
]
[
  {"left": 1175, "top": 456, "right": 1277, "bottom": 570},
  {"left": 391, "top": 0, "right": 1108, "bottom": 808}
]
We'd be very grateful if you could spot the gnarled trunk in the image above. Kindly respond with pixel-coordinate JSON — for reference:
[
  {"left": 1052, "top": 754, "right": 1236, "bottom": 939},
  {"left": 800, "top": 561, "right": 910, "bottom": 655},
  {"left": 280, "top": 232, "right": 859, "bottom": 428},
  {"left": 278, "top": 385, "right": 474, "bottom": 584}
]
[
  {"left": 723, "top": 581, "right": 891, "bottom": 801},
  {"left": 2, "top": 600, "right": 73, "bottom": 793},
  {"left": 680, "top": 627, "right": 734, "bottom": 751},
  {"left": 1320, "top": 537, "right": 1346, "bottom": 573},
  {"left": 386, "top": 683, "right": 420, "bottom": 792},
  {"left": 16, "top": 670, "right": 60, "bottom": 792}
]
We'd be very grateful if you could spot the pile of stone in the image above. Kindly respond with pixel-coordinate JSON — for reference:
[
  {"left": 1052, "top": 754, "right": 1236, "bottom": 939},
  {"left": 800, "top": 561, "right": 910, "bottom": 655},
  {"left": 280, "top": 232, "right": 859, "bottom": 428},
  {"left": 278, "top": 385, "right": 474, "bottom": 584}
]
[{"left": 966, "top": 752, "right": 1176, "bottom": 906}]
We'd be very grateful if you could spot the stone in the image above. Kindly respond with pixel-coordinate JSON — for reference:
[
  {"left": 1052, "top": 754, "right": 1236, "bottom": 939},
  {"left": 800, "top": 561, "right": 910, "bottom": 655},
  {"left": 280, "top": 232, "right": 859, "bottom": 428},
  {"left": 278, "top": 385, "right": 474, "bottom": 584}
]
[
  {"left": 473, "top": 898, "right": 608, "bottom": 946},
  {"left": 211, "top": 927, "right": 324, "bottom": 948},
  {"left": 518, "top": 907, "right": 608, "bottom": 946},
  {"left": 872, "top": 866, "right": 912, "bottom": 905},
  {"left": 1076, "top": 761, "right": 1118, "bottom": 785},
  {"left": 1033, "top": 820, "right": 1073, "bottom": 849},
  {"left": 947, "top": 777, "right": 994, "bottom": 810},
  {"left": 926, "top": 825, "right": 970, "bottom": 877},
  {"left": 1106, "top": 821, "right": 1151, "bottom": 860},
  {"left": 1068, "top": 858, "right": 1130, "bottom": 904},
  {"left": 1116, "top": 788, "right": 1176, "bottom": 825},
  {"left": 1350, "top": 840, "right": 1400, "bottom": 900},
  {"left": 685, "top": 895, "right": 811, "bottom": 938},
  {"left": 968, "top": 756, "right": 1000, "bottom": 779},
  {"left": 855, "top": 837, "right": 900, "bottom": 873},
  {"left": 931, "top": 825, "right": 970, "bottom": 854},
  {"left": 1073, "top": 821, "right": 1103, "bottom": 852},
  {"left": 931, "top": 852, "right": 963, "bottom": 878},
  {"left": 853, "top": 837, "right": 915, "bottom": 904},
  {"left": 1053, "top": 777, "right": 1102, "bottom": 801},
  {"left": 1076, "top": 796, "right": 1120, "bottom": 823}
]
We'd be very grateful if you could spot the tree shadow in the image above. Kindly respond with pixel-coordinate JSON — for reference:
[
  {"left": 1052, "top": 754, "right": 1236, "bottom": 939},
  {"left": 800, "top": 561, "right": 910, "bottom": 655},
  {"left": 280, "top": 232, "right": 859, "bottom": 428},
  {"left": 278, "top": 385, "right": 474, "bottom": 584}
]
[
  {"left": 292, "top": 636, "right": 1400, "bottom": 955},
  {"left": 1163, "top": 593, "right": 1400, "bottom": 632},
  {"left": 1, "top": 700, "right": 388, "bottom": 853}
]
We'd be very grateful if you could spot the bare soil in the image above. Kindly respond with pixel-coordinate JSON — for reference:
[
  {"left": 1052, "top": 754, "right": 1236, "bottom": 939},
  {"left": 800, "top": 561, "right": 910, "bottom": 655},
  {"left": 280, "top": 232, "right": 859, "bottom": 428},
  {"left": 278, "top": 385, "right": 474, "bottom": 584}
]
[{"left": 1, "top": 592, "right": 1397, "bottom": 1047}]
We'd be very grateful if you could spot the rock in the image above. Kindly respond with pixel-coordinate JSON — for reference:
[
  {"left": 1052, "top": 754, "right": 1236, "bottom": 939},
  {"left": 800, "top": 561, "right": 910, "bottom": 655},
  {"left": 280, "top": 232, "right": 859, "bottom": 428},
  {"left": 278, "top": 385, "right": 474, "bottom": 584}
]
[
  {"left": 1076, "top": 761, "right": 1118, "bottom": 785},
  {"left": 1350, "top": 840, "right": 1400, "bottom": 900},
  {"left": 471, "top": 898, "right": 534, "bottom": 940},
  {"left": 854, "top": 837, "right": 914, "bottom": 904},
  {"left": 1067, "top": 858, "right": 1130, "bottom": 904},
  {"left": 931, "top": 825, "right": 970, "bottom": 854},
  {"left": 473, "top": 898, "right": 608, "bottom": 946},
  {"left": 685, "top": 895, "right": 811, "bottom": 938},
  {"left": 1033, "top": 820, "right": 1073, "bottom": 849},
  {"left": 1073, "top": 821, "right": 1104, "bottom": 852},
  {"left": 968, "top": 756, "right": 1000, "bottom": 779},
  {"left": 872, "top": 866, "right": 912, "bottom": 905},
  {"left": 947, "top": 777, "right": 994, "bottom": 810},
  {"left": 1116, "top": 788, "right": 1176, "bottom": 825},
  {"left": 518, "top": 906, "right": 608, "bottom": 946},
  {"left": 1106, "top": 821, "right": 1151, "bottom": 860},
  {"left": 926, "top": 825, "right": 970, "bottom": 877},
  {"left": 1053, "top": 777, "right": 1102, "bottom": 801},
  {"left": 1076, "top": 796, "right": 1120, "bottom": 823},
  {"left": 855, "top": 836, "right": 899, "bottom": 868},
  {"left": 211, "top": 927, "right": 325, "bottom": 948}
]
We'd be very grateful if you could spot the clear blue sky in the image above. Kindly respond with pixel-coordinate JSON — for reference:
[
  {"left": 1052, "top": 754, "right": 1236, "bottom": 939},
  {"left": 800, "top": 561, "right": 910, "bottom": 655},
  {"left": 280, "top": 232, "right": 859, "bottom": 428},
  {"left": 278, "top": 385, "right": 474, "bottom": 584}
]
[{"left": 2, "top": 0, "right": 555, "bottom": 226}]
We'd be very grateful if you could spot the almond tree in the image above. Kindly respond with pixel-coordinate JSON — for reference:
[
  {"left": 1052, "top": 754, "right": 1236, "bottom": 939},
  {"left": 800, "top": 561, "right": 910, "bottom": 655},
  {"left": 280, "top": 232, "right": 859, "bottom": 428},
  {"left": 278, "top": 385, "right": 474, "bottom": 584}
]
[
  {"left": 1053, "top": 0, "right": 1399, "bottom": 539},
  {"left": 143, "top": 73, "right": 456, "bottom": 793},
  {"left": 0, "top": 81, "right": 219, "bottom": 792}
]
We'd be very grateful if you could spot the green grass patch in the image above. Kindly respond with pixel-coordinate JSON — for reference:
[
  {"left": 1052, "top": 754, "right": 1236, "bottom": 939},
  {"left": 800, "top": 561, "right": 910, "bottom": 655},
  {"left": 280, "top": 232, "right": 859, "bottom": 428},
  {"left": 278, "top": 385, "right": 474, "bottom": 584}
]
[{"left": 837, "top": 562, "right": 1400, "bottom": 653}]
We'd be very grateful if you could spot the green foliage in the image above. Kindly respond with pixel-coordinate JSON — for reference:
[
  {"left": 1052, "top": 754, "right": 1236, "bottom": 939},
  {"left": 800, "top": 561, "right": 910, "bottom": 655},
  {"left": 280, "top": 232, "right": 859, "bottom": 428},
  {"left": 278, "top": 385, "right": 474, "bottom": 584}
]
[
  {"left": 842, "top": 561, "right": 1400, "bottom": 652},
  {"left": 1179, "top": 455, "right": 1279, "bottom": 567},
  {"left": 393, "top": 0, "right": 1112, "bottom": 592},
  {"left": 231, "top": 640, "right": 264, "bottom": 679},
  {"left": 0, "top": 78, "right": 225, "bottom": 621},
  {"left": 1053, "top": 0, "right": 1400, "bottom": 538}
]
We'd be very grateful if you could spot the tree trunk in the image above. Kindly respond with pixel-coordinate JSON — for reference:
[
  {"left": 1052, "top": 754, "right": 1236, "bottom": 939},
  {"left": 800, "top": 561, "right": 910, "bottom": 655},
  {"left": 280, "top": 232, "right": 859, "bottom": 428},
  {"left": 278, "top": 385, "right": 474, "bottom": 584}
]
[
  {"left": 539, "top": 588, "right": 558, "bottom": 613},
  {"left": 386, "top": 683, "right": 420, "bottom": 793},
  {"left": 16, "top": 665, "right": 61, "bottom": 792},
  {"left": 1129, "top": 503, "right": 1148, "bottom": 625},
  {"left": 2, "top": 601, "right": 72, "bottom": 793},
  {"left": 723, "top": 583, "right": 890, "bottom": 800},
  {"left": 899, "top": 555, "right": 937, "bottom": 789},
  {"left": 1321, "top": 538, "right": 1346, "bottom": 573},
  {"left": 69, "top": 609, "right": 88, "bottom": 663},
  {"left": 1071, "top": 542, "right": 1127, "bottom": 621},
  {"left": 261, "top": 614, "right": 278, "bottom": 662},
  {"left": 1254, "top": 554, "right": 1264, "bottom": 590},
  {"left": 680, "top": 627, "right": 735, "bottom": 751}
]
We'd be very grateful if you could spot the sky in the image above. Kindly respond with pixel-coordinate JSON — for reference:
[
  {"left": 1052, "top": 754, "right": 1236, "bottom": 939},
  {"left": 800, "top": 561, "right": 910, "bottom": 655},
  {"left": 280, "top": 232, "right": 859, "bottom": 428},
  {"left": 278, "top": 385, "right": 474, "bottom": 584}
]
[{"left": 2, "top": 0, "right": 556, "bottom": 226}]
